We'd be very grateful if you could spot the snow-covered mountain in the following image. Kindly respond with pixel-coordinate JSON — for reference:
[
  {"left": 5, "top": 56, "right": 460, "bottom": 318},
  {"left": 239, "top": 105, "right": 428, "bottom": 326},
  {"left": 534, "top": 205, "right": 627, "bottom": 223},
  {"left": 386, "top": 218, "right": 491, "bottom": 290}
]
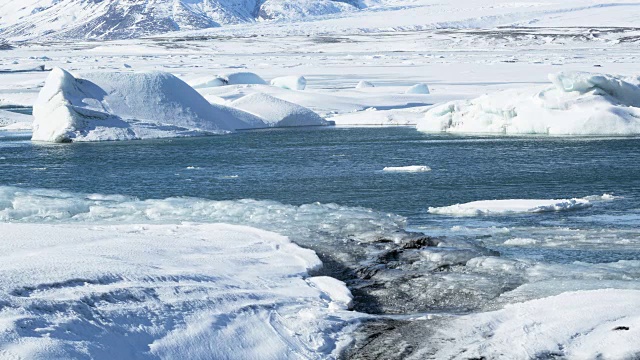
[{"left": 0, "top": 0, "right": 362, "bottom": 40}]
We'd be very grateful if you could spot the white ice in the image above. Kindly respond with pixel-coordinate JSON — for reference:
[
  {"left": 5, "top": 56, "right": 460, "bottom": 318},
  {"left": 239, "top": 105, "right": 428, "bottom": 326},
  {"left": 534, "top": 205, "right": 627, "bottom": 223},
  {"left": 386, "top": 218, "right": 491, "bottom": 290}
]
[
  {"left": 428, "top": 198, "right": 593, "bottom": 216},
  {"left": 405, "top": 83, "right": 430, "bottom": 95},
  {"left": 32, "top": 68, "right": 269, "bottom": 142},
  {"left": 270, "top": 75, "right": 307, "bottom": 91},
  {"left": 417, "top": 71, "right": 640, "bottom": 135},
  {"left": 383, "top": 165, "right": 431, "bottom": 172},
  {"left": 230, "top": 93, "right": 329, "bottom": 127}
]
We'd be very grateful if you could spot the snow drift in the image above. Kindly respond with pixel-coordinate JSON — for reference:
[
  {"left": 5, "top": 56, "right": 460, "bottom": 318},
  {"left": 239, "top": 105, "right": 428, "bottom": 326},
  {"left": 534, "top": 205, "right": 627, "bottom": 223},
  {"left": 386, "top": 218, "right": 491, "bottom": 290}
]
[
  {"left": 230, "top": 93, "right": 330, "bottom": 127},
  {"left": 417, "top": 71, "right": 640, "bottom": 135},
  {"left": 30, "top": 68, "right": 263, "bottom": 142}
]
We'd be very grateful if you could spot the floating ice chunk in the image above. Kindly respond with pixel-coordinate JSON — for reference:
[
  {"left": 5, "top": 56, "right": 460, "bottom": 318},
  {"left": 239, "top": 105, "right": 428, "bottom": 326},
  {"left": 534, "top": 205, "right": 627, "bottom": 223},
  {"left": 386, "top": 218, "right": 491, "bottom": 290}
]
[
  {"left": 383, "top": 165, "right": 431, "bottom": 172},
  {"left": 503, "top": 237, "right": 539, "bottom": 246},
  {"left": 32, "top": 68, "right": 265, "bottom": 142},
  {"left": 271, "top": 75, "right": 307, "bottom": 90},
  {"left": 0, "top": 223, "right": 357, "bottom": 359},
  {"left": 424, "top": 289, "right": 640, "bottom": 359},
  {"left": 428, "top": 198, "right": 592, "bottom": 216},
  {"left": 356, "top": 81, "right": 375, "bottom": 89},
  {"left": 582, "top": 193, "right": 619, "bottom": 201},
  {"left": 230, "top": 93, "right": 330, "bottom": 127},
  {"left": 405, "top": 83, "right": 430, "bottom": 94},
  {"left": 417, "top": 71, "right": 640, "bottom": 135}
]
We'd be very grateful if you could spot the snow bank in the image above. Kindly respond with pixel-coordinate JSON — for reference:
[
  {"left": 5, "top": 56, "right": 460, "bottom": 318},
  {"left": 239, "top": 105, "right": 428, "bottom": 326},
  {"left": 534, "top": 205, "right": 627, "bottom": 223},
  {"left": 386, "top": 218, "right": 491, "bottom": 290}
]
[
  {"left": 428, "top": 197, "right": 593, "bottom": 216},
  {"left": 405, "top": 83, "right": 430, "bottom": 94},
  {"left": 230, "top": 93, "right": 330, "bottom": 127},
  {"left": 190, "top": 72, "right": 266, "bottom": 89},
  {"left": 271, "top": 75, "right": 307, "bottom": 90},
  {"left": 423, "top": 289, "right": 640, "bottom": 359},
  {"left": 356, "top": 81, "right": 375, "bottom": 89},
  {"left": 418, "top": 71, "right": 640, "bottom": 135},
  {"left": 0, "top": 223, "right": 358, "bottom": 359},
  {"left": 383, "top": 165, "right": 431, "bottom": 172},
  {"left": 32, "top": 68, "right": 265, "bottom": 142}
]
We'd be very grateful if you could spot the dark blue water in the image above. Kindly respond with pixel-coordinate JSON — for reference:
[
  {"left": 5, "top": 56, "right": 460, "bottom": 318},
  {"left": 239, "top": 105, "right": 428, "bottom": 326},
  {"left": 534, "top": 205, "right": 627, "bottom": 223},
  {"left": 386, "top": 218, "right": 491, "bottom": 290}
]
[{"left": 2, "top": 127, "right": 639, "bottom": 263}]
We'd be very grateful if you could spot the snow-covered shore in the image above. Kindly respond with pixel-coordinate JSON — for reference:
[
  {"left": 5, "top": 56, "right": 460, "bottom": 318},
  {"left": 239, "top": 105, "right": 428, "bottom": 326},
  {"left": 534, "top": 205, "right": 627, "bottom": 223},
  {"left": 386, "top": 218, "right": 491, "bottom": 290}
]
[{"left": 0, "top": 222, "right": 359, "bottom": 359}]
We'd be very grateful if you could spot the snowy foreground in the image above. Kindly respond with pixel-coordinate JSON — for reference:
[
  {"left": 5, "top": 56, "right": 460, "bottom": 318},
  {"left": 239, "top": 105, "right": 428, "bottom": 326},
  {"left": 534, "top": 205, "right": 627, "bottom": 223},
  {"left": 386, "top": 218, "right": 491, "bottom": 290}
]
[
  {"left": 0, "top": 222, "right": 358, "bottom": 359},
  {"left": 0, "top": 187, "right": 638, "bottom": 358},
  {"left": 413, "top": 289, "right": 640, "bottom": 359}
]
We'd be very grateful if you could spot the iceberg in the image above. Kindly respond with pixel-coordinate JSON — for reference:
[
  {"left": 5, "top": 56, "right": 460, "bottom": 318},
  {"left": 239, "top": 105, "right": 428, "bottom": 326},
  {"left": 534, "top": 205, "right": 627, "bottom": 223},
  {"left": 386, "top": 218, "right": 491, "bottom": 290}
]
[
  {"left": 230, "top": 93, "right": 330, "bottom": 127},
  {"left": 417, "top": 71, "right": 640, "bottom": 135},
  {"left": 271, "top": 75, "right": 307, "bottom": 90},
  {"left": 31, "top": 68, "right": 265, "bottom": 142},
  {"left": 405, "top": 83, "right": 430, "bottom": 94},
  {"left": 190, "top": 72, "right": 267, "bottom": 89},
  {"left": 356, "top": 80, "right": 375, "bottom": 89}
]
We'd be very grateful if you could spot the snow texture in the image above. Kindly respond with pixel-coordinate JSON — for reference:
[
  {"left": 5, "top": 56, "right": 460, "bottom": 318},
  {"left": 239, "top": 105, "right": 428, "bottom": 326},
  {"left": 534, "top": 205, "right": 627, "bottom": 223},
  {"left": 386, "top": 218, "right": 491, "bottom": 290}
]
[
  {"left": 418, "top": 71, "right": 640, "bottom": 135},
  {"left": 0, "top": 222, "right": 358, "bottom": 359},
  {"left": 420, "top": 289, "right": 640, "bottom": 360},
  {"left": 31, "top": 68, "right": 265, "bottom": 142},
  {"left": 230, "top": 93, "right": 330, "bottom": 127}
]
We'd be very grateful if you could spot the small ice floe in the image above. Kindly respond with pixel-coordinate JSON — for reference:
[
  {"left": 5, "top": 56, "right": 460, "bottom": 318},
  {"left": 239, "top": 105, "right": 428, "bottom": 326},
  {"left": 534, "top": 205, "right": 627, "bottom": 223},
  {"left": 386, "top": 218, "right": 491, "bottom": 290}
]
[
  {"left": 405, "top": 83, "right": 430, "bottom": 94},
  {"left": 503, "top": 237, "right": 539, "bottom": 246},
  {"left": 270, "top": 75, "right": 306, "bottom": 90},
  {"left": 582, "top": 193, "right": 619, "bottom": 201},
  {"left": 356, "top": 80, "right": 375, "bottom": 89},
  {"left": 185, "top": 166, "right": 200, "bottom": 170},
  {"left": 219, "top": 175, "right": 239, "bottom": 179},
  {"left": 428, "top": 198, "right": 593, "bottom": 216},
  {"left": 383, "top": 165, "right": 431, "bottom": 172}
]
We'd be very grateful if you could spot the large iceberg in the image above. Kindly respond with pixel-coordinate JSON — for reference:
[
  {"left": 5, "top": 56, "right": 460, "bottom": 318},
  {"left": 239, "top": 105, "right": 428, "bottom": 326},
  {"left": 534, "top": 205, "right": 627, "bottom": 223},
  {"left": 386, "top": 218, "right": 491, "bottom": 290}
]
[
  {"left": 417, "top": 71, "right": 640, "bottom": 135},
  {"left": 230, "top": 93, "right": 330, "bottom": 127},
  {"left": 32, "top": 68, "right": 265, "bottom": 142}
]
